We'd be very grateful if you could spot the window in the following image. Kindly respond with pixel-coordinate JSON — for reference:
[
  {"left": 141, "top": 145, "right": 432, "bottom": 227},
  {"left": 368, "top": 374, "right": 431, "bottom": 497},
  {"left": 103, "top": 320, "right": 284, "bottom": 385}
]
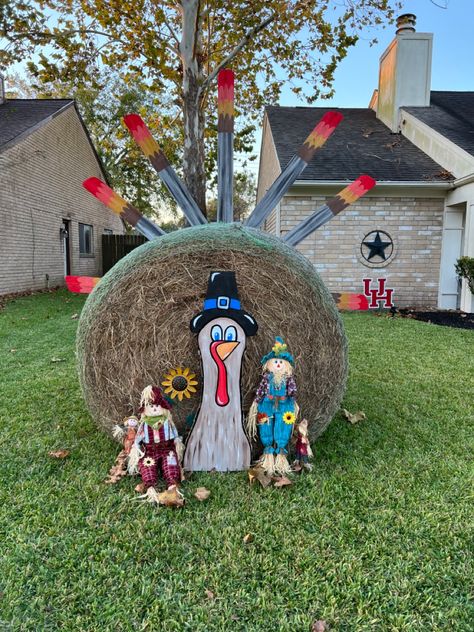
[
  {"left": 79, "top": 223, "right": 94, "bottom": 255},
  {"left": 103, "top": 229, "right": 113, "bottom": 235}
]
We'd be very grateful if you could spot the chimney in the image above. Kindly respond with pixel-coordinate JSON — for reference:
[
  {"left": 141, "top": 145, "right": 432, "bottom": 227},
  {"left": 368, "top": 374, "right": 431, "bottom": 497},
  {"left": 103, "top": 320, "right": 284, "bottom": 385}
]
[
  {"left": 376, "top": 14, "right": 432, "bottom": 132},
  {"left": 0, "top": 74, "right": 5, "bottom": 105}
]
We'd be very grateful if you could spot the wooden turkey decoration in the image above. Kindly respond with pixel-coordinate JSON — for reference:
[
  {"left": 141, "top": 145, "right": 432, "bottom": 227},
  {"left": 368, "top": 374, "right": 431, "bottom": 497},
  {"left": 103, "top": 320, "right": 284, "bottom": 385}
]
[
  {"left": 185, "top": 271, "right": 257, "bottom": 471},
  {"left": 78, "top": 69, "right": 377, "bottom": 472}
]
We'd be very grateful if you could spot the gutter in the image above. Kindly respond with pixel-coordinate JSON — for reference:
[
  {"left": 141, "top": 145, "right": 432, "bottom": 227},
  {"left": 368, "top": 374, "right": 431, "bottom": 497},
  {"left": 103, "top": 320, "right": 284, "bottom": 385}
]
[
  {"left": 290, "top": 179, "right": 453, "bottom": 188},
  {"left": 453, "top": 173, "right": 474, "bottom": 187}
]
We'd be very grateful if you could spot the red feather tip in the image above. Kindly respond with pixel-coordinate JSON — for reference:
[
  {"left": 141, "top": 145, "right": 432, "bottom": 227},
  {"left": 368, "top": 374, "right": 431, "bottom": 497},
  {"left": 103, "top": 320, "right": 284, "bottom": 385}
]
[
  {"left": 218, "top": 68, "right": 235, "bottom": 88},
  {"left": 357, "top": 175, "right": 377, "bottom": 191},
  {"left": 123, "top": 113, "right": 144, "bottom": 131},
  {"left": 83, "top": 177, "right": 104, "bottom": 194},
  {"left": 321, "top": 111, "right": 344, "bottom": 128}
]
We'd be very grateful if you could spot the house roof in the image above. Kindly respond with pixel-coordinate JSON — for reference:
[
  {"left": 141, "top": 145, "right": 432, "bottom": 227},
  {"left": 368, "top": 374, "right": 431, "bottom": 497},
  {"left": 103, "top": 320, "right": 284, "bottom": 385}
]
[
  {"left": 404, "top": 91, "right": 474, "bottom": 157},
  {"left": 265, "top": 105, "right": 451, "bottom": 182},
  {"left": 0, "top": 99, "right": 74, "bottom": 152}
]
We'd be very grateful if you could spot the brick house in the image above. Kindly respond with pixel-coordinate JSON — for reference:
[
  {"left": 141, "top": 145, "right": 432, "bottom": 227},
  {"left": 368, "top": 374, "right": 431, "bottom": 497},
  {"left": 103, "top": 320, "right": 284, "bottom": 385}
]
[
  {"left": 257, "top": 15, "right": 474, "bottom": 312},
  {"left": 0, "top": 88, "right": 124, "bottom": 295}
]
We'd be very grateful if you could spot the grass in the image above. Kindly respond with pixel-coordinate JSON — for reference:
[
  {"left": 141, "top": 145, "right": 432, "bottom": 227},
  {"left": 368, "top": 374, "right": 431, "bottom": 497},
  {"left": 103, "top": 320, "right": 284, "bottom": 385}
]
[{"left": 0, "top": 289, "right": 473, "bottom": 631}]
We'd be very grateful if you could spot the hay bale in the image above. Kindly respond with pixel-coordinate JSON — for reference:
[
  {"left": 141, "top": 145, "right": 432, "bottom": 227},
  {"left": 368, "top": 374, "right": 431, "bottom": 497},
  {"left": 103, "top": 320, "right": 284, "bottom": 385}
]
[{"left": 77, "top": 223, "right": 347, "bottom": 443}]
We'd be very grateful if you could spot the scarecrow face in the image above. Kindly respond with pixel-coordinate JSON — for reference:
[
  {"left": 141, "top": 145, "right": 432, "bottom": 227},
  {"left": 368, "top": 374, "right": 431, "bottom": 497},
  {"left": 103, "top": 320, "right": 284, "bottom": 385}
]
[
  {"left": 144, "top": 403, "right": 169, "bottom": 419},
  {"left": 266, "top": 358, "right": 292, "bottom": 374}
]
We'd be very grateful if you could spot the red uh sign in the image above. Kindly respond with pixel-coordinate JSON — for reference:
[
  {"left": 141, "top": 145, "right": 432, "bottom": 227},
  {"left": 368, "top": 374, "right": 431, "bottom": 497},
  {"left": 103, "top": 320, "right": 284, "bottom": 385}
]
[{"left": 363, "top": 278, "right": 394, "bottom": 309}]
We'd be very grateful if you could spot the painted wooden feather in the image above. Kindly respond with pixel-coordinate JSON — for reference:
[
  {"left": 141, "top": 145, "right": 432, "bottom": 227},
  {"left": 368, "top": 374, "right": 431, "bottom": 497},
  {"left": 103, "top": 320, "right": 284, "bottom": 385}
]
[
  {"left": 123, "top": 114, "right": 207, "bottom": 227},
  {"left": 245, "top": 111, "right": 344, "bottom": 229},
  {"left": 217, "top": 68, "right": 235, "bottom": 223},
  {"left": 83, "top": 177, "right": 165, "bottom": 240},
  {"left": 284, "top": 176, "right": 376, "bottom": 247}
]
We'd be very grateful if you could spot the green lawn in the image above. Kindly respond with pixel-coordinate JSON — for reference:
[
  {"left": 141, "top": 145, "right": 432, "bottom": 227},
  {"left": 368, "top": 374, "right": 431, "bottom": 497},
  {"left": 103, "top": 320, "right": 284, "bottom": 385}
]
[{"left": 0, "top": 290, "right": 473, "bottom": 631}]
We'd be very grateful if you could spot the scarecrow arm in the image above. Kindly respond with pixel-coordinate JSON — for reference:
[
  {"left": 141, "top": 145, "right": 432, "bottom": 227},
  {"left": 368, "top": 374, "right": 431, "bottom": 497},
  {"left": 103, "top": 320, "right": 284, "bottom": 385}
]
[
  {"left": 245, "top": 111, "right": 343, "bottom": 229},
  {"left": 255, "top": 373, "right": 270, "bottom": 403},
  {"left": 287, "top": 375, "right": 297, "bottom": 398},
  {"left": 123, "top": 114, "right": 207, "bottom": 227},
  {"left": 283, "top": 176, "right": 376, "bottom": 247}
]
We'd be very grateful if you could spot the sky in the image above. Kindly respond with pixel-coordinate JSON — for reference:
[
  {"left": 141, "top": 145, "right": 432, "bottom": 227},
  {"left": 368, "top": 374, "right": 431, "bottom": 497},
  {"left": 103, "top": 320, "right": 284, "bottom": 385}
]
[
  {"left": 5, "top": 0, "right": 472, "bottom": 180},
  {"left": 279, "top": 0, "right": 474, "bottom": 109},
  {"left": 245, "top": 0, "right": 474, "bottom": 175}
]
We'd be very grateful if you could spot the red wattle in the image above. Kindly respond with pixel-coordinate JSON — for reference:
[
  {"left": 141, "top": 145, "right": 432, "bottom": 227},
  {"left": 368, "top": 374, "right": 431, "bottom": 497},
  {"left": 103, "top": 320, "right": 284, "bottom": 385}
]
[{"left": 210, "top": 341, "right": 229, "bottom": 407}]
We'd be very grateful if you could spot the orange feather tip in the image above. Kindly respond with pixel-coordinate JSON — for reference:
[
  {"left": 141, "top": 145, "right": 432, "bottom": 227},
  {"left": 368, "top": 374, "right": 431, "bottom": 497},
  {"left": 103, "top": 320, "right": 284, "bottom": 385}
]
[
  {"left": 83, "top": 177, "right": 127, "bottom": 214},
  {"left": 333, "top": 293, "right": 369, "bottom": 311},
  {"left": 309, "top": 111, "right": 344, "bottom": 140},
  {"left": 65, "top": 276, "right": 100, "bottom": 294},
  {"left": 340, "top": 175, "right": 376, "bottom": 203},
  {"left": 123, "top": 113, "right": 161, "bottom": 158}
]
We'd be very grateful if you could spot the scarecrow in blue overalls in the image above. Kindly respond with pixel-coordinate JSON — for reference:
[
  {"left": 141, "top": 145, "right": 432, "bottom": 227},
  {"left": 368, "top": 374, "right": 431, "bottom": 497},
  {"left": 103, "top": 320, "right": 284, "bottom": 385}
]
[{"left": 247, "top": 337, "right": 298, "bottom": 475}]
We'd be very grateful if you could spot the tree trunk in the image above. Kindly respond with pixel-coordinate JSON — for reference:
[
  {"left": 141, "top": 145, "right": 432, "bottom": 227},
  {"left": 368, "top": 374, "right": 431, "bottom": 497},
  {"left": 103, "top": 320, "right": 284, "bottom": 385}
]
[{"left": 180, "top": 0, "right": 207, "bottom": 216}]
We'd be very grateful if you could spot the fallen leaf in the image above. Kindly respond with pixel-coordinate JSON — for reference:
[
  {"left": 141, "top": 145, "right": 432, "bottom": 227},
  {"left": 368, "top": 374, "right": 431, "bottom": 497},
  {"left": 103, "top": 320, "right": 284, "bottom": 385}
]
[
  {"left": 292, "top": 463, "right": 303, "bottom": 473},
  {"left": 135, "top": 482, "right": 146, "bottom": 494},
  {"left": 49, "top": 449, "right": 70, "bottom": 459},
  {"left": 105, "top": 449, "right": 128, "bottom": 484},
  {"left": 342, "top": 409, "right": 366, "bottom": 424},
  {"left": 194, "top": 487, "right": 211, "bottom": 501},
  {"left": 205, "top": 589, "right": 215, "bottom": 600},
  {"left": 243, "top": 533, "right": 254, "bottom": 544},
  {"left": 274, "top": 476, "right": 293, "bottom": 488},
  {"left": 248, "top": 466, "right": 272, "bottom": 488},
  {"left": 10, "top": 349, "right": 16, "bottom": 353},
  {"left": 50, "top": 357, "right": 64, "bottom": 363},
  {"left": 71, "top": 313, "right": 79, "bottom": 320},
  {"left": 312, "top": 621, "right": 329, "bottom": 632}
]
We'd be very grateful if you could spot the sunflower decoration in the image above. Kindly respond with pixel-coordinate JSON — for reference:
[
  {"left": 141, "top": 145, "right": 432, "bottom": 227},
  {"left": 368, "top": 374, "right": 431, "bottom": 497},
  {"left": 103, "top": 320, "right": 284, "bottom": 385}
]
[
  {"left": 162, "top": 367, "right": 199, "bottom": 402},
  {"left": 283, "top": 411, "right": 296, "bottom": 425},
  {"left": 142, "top": 456, "right": 155, "bottom": 467}
]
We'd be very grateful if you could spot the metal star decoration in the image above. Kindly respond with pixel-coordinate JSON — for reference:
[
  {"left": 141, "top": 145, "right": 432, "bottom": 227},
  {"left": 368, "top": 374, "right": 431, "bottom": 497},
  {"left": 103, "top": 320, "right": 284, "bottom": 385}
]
[{"left": 362, "top": 230, "right": 393, "bottom": 261}]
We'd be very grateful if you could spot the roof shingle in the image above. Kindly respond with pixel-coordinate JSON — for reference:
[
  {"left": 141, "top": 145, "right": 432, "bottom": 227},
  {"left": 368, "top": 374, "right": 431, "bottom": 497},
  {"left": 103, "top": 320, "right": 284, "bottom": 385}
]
[
  {"left": 266, "top": 106, "right": 450, "bottom": 182},
  {"left": 0, "top": 99, "right": 73, "bottom": 151},
  {"left": 404, "top": 91, "right": 474, "bottom": 157}
]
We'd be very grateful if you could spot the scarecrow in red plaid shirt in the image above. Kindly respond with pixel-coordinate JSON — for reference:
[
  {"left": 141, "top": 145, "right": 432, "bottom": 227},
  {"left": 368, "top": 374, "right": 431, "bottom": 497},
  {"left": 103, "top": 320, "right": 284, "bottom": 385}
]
[{"left": 128, "top": 385, "right": 184, "bottom": 506}]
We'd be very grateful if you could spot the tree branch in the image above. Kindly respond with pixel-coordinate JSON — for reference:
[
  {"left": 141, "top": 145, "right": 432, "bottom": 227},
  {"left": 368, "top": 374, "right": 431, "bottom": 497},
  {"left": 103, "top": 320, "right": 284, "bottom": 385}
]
[{"left": 202, "top": 13, "right": 276, "bottom": 90}]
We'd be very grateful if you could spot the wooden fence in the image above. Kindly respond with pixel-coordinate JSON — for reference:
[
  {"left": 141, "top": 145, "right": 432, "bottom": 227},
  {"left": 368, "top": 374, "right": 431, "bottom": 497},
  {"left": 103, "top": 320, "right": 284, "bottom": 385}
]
[{"left": 102, "top": 234, "right": 147, "bottom": 274}]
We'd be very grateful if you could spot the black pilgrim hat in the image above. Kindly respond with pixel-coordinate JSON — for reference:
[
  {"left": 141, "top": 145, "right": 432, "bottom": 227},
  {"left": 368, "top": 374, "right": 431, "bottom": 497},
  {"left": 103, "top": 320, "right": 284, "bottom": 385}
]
[{"left": 190, "top": 271, "right": 258, "bottom": 336}]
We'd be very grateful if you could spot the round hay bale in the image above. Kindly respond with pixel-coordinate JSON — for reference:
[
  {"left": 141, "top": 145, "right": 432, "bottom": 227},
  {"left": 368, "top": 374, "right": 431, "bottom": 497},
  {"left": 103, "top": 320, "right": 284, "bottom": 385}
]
[{"left": 77, "top": 223, "right": 347, "bottom": 443}]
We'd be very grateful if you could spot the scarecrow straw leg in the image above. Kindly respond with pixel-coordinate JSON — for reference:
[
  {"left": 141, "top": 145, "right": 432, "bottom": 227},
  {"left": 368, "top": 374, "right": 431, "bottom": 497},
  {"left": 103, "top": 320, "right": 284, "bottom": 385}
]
[
  {"left": 217, "top": 69, "right": 234, "bottom": 223},
  {"left": 284, "top": 175, "right": 376, "bottom": 247},
  {"left": 245, "top": 111, "right": 343, "bottom": 229},
  {"left": 123, "top": 114, "right": 207, "bottom": 227},
  {"left": 83, "top": 178, "right": 165, "bottom": 240}
]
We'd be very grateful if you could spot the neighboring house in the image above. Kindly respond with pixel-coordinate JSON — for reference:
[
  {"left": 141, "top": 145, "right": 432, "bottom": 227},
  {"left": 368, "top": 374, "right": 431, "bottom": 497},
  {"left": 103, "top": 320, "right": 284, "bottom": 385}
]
[
  {"left": 257, "top": 14, "right": 474, "bottom": 312},
  {"left": 0, "top": 87, "right": 124, "bottom": 295}
]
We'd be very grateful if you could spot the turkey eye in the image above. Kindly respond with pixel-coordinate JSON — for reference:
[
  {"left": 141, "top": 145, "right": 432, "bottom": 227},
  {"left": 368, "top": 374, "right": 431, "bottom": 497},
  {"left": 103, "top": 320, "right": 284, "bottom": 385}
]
[
  {"left": 224, "top": 326, "right": 237, "bottom": 341},
  {"left": 211, "top": 325, "right": 223, "bottom": 341}
]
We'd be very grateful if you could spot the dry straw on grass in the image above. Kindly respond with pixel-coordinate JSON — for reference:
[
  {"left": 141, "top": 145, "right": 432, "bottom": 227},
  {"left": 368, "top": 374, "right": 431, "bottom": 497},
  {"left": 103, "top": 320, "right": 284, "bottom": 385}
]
[{"left": 77, "top": 223, "right": 347, "bottom": 444}]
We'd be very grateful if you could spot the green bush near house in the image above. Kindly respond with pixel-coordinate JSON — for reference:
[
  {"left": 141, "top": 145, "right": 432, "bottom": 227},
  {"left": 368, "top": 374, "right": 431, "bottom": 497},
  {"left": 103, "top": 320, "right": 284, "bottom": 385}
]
[
  {"left": 455, "top": 256, "right": 474, "bottom": 295},
  {"left": 0, "top": 290, "right": 473, "bottom": 631}
]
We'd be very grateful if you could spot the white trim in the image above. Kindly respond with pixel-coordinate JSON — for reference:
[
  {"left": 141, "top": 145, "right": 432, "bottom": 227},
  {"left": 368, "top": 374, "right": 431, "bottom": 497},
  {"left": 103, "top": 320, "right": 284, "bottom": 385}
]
[
  {"left": 401, "top": 110, "right": 474, "bottom": 179},
  {"left": 454, "top": 173, "right": 474, "bottom": 187}
]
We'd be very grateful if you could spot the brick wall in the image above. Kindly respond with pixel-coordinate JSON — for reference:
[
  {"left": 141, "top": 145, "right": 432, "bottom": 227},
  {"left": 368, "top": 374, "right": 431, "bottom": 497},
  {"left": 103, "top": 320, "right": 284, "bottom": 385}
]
[
  {"left": 279, "top": 194, "right": 445, "bottom": 307},
  {"left": 0, "top": 105, "right": 124, "bottom": 295}
]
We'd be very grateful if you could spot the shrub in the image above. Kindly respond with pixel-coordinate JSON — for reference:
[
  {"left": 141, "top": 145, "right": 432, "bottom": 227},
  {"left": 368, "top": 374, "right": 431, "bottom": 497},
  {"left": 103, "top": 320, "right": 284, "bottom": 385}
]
[{"left": 455, "top": 256, "right": 474, "bottom": 294}]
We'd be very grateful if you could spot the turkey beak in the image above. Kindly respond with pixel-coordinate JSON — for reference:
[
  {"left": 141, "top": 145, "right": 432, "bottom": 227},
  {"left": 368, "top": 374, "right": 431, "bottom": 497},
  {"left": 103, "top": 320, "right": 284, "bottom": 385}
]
[{"left": 216, "top": 341, "right": 239, "bottom": 361}]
